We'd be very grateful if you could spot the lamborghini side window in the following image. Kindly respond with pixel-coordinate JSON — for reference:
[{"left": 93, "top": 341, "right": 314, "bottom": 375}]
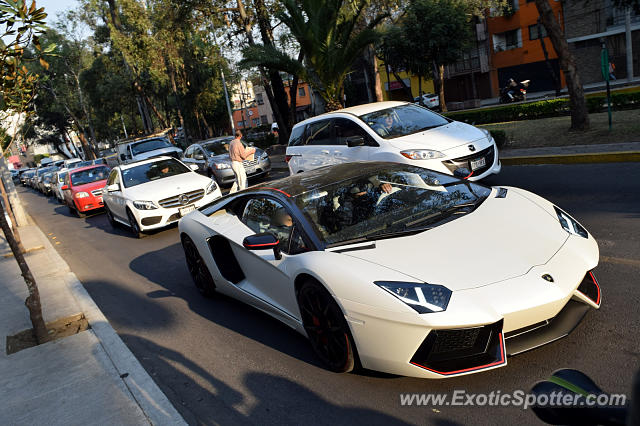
[{"left": 241, "top": 198, "right": 294, "bottom": 252}]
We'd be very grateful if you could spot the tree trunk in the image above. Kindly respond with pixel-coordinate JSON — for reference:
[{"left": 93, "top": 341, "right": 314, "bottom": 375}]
[
  {"left": 324, "top": 96, "right": 343, "bottom": 112},
  {"left": 289, "top": 52, "right": 304, "bottom": 127},
  {"left": 372, "top": 49, "right": 384, "bottom": 102},
  {"left": 0, "top": 200, "right": 48, "bottom": 343},
  {"left": 437, "top": 63, "right": 447, "bottom": 112},
  {"left": 168, "top": 64, "right": 186, "bottom": 137},
  {"left": 391, "top": 69, "right": 413, "bottom": 101},
  {"left": 537, "top": 21, "right": 561, "bottom": 97},
  {"left": 417, "top": 73, "right": 423, "bottom": 106},
  {"left": 0, "top": 176, "right": 25, "bottom": 253},
  {"left": 71, "top": 71, "right": 99, "bottom": 154},
  {"left": 535, "top": 0, "right": 589, "bottom": 130},
  {"left": 244, "top": 0, "right": 293, "bottom": 141}
]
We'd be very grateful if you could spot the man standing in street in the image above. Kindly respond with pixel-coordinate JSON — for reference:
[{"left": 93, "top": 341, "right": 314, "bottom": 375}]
[{"left": 229, "top": 129, "right": 255, "bottom": 193}]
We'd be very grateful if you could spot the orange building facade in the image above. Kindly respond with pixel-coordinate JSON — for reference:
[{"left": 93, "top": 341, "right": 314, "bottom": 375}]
[{"left": 487, "top": 0, "right": 566, "bottom": 96}]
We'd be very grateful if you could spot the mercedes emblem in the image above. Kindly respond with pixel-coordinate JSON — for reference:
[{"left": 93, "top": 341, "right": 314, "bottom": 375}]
[{"left": 178, "top": 194, "right": 189, "bottom": 205}]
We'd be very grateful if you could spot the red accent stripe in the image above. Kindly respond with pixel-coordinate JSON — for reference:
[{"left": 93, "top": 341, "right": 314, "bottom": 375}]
[
  {"left": 244, "top": 241, "right": 279, "bottom": 248},
  {"left": 257, "top": 187, "right": 291, "bottom": 197},
  {"left": 463, "top": 170, "right": 474, "bottom": 180},
  {"left": 589, "top": 271, "right": 601, "bottom": 305},
  {"left": 410, "top": 333, "right": 506, "bottom": 376}
]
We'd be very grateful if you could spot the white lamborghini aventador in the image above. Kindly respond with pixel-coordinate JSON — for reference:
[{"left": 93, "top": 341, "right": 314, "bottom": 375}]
[{"left": 178, "top": 162, "right": 601, "bottom": 378}]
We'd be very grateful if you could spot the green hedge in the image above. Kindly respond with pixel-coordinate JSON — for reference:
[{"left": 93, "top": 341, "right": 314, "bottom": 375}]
[{"left": 446, "top": 91, "right": 640, "bottom": 125}]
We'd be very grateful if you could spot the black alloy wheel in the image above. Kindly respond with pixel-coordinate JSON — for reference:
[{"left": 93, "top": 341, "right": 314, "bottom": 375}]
[
  {"left": 181, "top": 235, "right": 216, "bottom": 297},
  {"left": 297, "top": 280, "right": 356, "bottom": 373},
  {"left": 126, "top": 209, "right": 145, "bottom": 239}
]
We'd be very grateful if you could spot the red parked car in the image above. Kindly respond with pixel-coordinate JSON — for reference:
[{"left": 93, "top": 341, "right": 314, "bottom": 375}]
[{"left": 62, "top": 165, "right": 110, "bottom": 217}]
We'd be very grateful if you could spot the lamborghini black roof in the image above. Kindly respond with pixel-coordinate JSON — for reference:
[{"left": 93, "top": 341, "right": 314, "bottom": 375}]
[{"left": 254, "top": 162, "right": 424, "bottom": 198}]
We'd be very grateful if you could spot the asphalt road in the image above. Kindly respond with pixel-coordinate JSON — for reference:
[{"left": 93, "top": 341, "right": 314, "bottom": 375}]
[{"left": 18, "top": 163, "right": 640, "bottom": 426}]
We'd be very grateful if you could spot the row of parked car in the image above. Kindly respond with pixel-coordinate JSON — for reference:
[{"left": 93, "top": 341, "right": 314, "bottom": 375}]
[{"left": 17, "top": 136, "right": 272, "bottom": 238}]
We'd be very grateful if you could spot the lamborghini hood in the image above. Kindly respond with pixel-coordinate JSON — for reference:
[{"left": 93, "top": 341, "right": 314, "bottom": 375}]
[{"left": 340, "top": 190, "right": 569, "bottom": 291}]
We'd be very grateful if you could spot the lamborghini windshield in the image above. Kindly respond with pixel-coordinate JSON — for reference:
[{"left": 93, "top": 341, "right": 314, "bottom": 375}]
[{"left": 293, "top": 165, "right": 491, "bottom": 247}]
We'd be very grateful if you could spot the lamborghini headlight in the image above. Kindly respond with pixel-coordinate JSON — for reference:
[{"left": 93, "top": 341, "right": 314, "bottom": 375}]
[
  {"left": 554, "top": 206, "right": 588, "bottom": 238},
  {"left": 375, "top": 281, "right": 452, "bottom": 313}
]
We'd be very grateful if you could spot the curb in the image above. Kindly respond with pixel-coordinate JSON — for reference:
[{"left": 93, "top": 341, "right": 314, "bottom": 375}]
[
  {"left": 27, "top": 221, "right": 187, "bottom": 426},
  {"left": 501, "top": 151, "right": 640, "bottom": 166}
]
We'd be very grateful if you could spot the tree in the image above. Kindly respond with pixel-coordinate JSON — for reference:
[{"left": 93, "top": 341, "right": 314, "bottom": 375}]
[
  {"left": 242, "top": 0, "right": 387, "bottom": 111},
  {"left": 534, "top": 0, "right": 589, "bottom": 130},
  {"left": 534, "top": 0, "right": 639, "bottom": 131},
  {"left": 1, "top": 0, "right": 50, "bottom": 344},
  {"left": 402, "top": 0, "right": 474, "bottom": 112}
]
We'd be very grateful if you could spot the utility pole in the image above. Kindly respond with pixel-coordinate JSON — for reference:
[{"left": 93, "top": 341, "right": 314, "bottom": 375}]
[
  {"left": 221, "top": 69, "right": 235, "bottom": 135},
  {"left": 625, "top": 7, "right": 634, "bottom": 81}
]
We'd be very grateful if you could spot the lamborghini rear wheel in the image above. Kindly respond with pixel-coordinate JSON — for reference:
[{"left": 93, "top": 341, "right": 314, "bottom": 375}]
[{"left": 182, "top": 235, "right": 216, "bottom": 298}]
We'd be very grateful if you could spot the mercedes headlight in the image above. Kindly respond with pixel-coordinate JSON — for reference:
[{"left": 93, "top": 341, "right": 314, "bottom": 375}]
[
  {"left": 133, "top": 200, "right": 158, "bottom": 210},
  {"left": 74, "top": 192, "right": 89, "bottom": 198},
  {"left": 400, "top": 149, "right": 444, "bottom": 160},
  {"left": 554, "top": 206, "right": 588, "bottom": 238},
  {"left": 214, "top": 162, "right": 231, "bottom": 170},
  {"left": 205, "top": 180, "right": 218, "bottom": 194},
  {"left": 375, "top": 281, "right": 451, "bottom": 313}
]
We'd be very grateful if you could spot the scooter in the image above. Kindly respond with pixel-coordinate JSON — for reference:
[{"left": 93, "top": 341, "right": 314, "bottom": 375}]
[{"left": 499, "top": 79, "right": 530, "bottom": 103}]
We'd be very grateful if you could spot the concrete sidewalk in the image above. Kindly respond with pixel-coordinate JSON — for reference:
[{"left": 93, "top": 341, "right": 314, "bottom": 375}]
[
  {"left": 0, "top": 221, "right": 186, "bottom": 425},
  {"left": 268, "top": 141, "right": 640, "bottom": 171}
]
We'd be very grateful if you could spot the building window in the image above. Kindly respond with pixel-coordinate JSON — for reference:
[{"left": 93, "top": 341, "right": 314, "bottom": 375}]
[
  {"left": 252, "top": 118, "right": 261, "bottom": 126},
  {"left": 298, "top": 87, "right": 305, "bottom": 97},
  {"left": 492, "top": 28, "right": 522, "bottom": 52},
  {"left": 529, "top": 23, "right": 547, "bottom": 40},
  {"left": 260, "top": 115, "right": 268, "bottom": 124},
  {"left": 256, "top": 93, "right": 264, "bottom": 105},
  {"left": 237, "top": 120, "right": 246, "bottom": 128}
]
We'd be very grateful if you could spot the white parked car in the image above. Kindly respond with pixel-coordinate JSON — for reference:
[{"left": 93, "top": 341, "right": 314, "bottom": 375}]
[
  {"left": 103, "top": 157, "right": 222, "bottom": 238},
  {"left": 53, "top": 168, "right": 69, "bottom": 202},
  {"left": 414, "top": 93, "right": 440, "bottom": 109},
  {"left": 178, "top": 162, "right": 600, "bottom": 378},
  {"left": 286, "top": 101, "right": 501, "bottom": 181}
]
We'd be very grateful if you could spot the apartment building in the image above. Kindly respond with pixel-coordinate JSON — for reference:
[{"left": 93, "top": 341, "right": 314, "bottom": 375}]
[
  {"left": 487, "top": 0, "right": 566, "bottom": 96},
  {"left": 563, "top": 0, "right": 639, "bottom": 83}
]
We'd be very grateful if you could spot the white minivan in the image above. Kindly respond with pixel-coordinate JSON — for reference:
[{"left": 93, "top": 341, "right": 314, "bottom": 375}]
[{"left": 285, "top": 101, "right": 501, "bottom": 181}]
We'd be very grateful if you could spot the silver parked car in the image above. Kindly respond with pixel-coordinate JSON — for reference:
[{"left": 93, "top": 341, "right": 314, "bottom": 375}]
[{"left": 181, "top": 137, "right": 271, "bottom": 186}]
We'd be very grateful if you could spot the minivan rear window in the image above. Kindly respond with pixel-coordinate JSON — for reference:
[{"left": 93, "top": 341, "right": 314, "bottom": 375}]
[{"left": 288, "top": 125, "right": 306, "bottom": 146}]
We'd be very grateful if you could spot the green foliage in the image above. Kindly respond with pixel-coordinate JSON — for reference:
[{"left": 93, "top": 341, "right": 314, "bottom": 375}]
[
  {"left": 489, "top": 129, "right": 507, "bottom": 148},
  {"left": 446, "top": 91, "right": 640, "bottom": 125},
  {"left": 242, "top": 0, "right": 386, "bottom": 110},
  {"left": 32, "top": 153, "right": 49, "bottom": 164},
  {"left": 0, "top": 0, "right": 52, "bottom": 115}
]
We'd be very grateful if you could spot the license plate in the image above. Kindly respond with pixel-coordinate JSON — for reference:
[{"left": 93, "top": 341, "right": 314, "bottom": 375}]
[
  {"left": 179, "top": 204, "right": 195, "bottom": 217},
  {"left": 470, "top": 157, "right": 486, "bottom": 170}
]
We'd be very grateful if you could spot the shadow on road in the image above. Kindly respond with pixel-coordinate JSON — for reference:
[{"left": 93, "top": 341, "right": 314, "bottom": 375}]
[
  {"left": 128, "top": 242, "right": 325, "bottom": 370},
  {"left": 119, "top": 333, "right": 416, "bottom": 425}
]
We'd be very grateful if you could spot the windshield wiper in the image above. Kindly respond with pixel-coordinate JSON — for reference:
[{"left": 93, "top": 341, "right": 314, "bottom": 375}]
[
  {"left": 365, "top": 228, "right": 428, "bottom": 241},
  {"left": 404, "top": 202, "right": 477, "bottom": 229}
]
